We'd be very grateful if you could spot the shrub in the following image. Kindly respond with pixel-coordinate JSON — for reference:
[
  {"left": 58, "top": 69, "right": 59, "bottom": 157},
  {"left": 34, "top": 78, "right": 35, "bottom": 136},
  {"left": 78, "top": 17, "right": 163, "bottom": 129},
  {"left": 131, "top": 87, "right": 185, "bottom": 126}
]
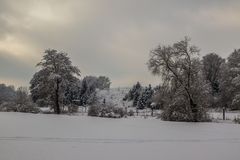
[
  {"left": 68, "top": 105, "right": 79, "bottom": 113},
  {"left": 0, "top": 102, "right": 18, "bottom": 112},
  {"left": 88, "top": 104, "right": 127, "bottom": 118},
  {"left": 88, "top": 105, "right": 100, "bottom": 116},
  {"left": 128, "top": 109, "right": 134, "bottom": 116},
  {"left": 100, "top": 107, "right": 112, "bottom": 117},
  {"left": 0, "top": 102, "right": 41, "bottom": 113},
  {"left": 160, "top": 102, "right": 210, "bottom": 122},
  {"left": 113, "top": 107, "right": 126, "bottom": 118},
  {"left": 17, "top": 103, "right": 41, "bottom": 113},
  {"left": 234, "top": 116, "right": 240, "bottom": 124}
]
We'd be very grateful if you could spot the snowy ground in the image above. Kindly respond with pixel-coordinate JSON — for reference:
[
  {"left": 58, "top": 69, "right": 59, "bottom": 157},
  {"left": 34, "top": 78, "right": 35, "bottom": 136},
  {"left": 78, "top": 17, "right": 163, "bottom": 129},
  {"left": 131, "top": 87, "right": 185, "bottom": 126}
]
[
  {"left": 209, "top": 111, "right": 240, "bottom": 121},
  {"left": 0, "top": 112, "right": 240, "bottom": 160}
]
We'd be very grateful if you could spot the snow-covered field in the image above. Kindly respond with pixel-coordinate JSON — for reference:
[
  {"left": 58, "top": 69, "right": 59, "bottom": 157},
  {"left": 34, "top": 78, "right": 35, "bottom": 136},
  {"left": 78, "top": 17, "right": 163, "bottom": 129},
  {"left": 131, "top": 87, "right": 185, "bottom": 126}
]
[{"left": 0, "top": 112, "right": 240, "bottom": 160}]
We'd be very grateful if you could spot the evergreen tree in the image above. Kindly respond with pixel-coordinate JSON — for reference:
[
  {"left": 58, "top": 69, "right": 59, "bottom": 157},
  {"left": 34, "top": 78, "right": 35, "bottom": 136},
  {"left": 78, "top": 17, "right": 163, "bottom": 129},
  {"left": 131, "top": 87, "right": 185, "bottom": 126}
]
[
  {"left": 220, "top": 49, "right": 240, "bottom": 110},
  {"left": 64, "top": 79, "right": 82, "bottom": 106},
  {"left": 202, "top": 53, "right": 225, "bottom": 95},
  {"left": 79, "top": 76, "right": 98, "bottom": 106},
  {"left": 123, "top": 82, "right": 142, "bottom": 107},
  {"left": 137, "top": 85, "right": 154, "bottom": 109}
]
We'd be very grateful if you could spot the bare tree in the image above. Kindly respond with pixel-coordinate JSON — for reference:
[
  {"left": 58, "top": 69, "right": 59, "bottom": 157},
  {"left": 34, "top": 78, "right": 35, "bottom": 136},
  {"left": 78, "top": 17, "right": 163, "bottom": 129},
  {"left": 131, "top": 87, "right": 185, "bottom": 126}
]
[{"left": 148, "top": 37, "right": 208, "bottom": 122}]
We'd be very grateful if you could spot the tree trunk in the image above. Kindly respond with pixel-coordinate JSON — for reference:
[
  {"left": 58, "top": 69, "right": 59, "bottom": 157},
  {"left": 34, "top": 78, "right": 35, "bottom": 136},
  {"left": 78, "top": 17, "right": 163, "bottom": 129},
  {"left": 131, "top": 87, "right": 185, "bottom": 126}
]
[
  {"left": 55, "top": 79, "right": 61, "bottom": 114},
  {"left": 223, "top": 107, "right": 226, "bottom": 120},
  {"left": 190, "top": 98, "right": 197, "bottom": 122}
]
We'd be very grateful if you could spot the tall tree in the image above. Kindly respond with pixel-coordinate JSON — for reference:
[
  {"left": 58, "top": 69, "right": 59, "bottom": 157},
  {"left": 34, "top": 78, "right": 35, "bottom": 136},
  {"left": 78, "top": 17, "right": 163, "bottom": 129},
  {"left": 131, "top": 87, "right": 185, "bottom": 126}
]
[
  {"left": 220, "top": 49, "right": 240, "bottom": 110},
  {"left": 148, "top": 37, "right": 209, "bottom": 122},
  {"left": 15, "top": 87, "right": 29, "bottom": 108},
  {"left": 228, "top": 49, "right": 240, "bottom": 69},
  {"left": 123, "top": 82, "right": 142, "bottom": 107},
  {"left": 137, "top": 84, "right": 154, "bottom": 109},
  {"left": 30, "top": 49, "right": 80, "bottom": 114},
  {"left": 79, "top": 76, "right": 98, "bottom": 106},
  {"left": 0, "top": 84, "right": 16, "bottom": 104},
  {"left": 151, "top": 83, "right": 170, "bottom": 110},
  {"left": 202, "top": 53, "right": 225, "bottom": 95},
  {"left": 97, "top": 76, "right": 111, "bottom": 89},
  {"left": 64, "top": 79, "right": 82, "bottom": 106}
]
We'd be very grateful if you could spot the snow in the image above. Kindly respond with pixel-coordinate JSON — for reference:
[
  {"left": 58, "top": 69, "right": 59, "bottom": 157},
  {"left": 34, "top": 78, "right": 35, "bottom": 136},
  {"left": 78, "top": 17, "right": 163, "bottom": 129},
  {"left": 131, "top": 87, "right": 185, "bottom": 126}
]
[
  {"left": 209, "top": 111, "right": 240, "bottom": 121},
  {"left": 1, "top": 112, "right": 240, "bottom": 160}
]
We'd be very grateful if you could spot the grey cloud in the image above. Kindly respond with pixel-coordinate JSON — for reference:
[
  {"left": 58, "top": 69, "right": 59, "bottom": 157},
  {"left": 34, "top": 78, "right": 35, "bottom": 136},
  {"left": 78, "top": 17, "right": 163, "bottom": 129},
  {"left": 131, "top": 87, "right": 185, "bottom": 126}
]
[
  {"left": 0, "top": 52, "right": 35, "bottom": 85},
  {"left": 0, "top": 0, "right": 240, "bottom": 87}
]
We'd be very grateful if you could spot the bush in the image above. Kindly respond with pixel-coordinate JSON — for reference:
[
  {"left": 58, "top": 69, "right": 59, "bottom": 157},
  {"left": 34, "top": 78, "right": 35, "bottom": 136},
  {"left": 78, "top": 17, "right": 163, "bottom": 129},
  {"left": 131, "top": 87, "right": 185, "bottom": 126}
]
[
  {"left": 88, "top": 105, "right": 100, "bottom": 116},
  {"left": 0, "top": 102, "right": 41, "bottom": 113},
  {"left": 0, "top": 102, "right": 18, "bottom": 112},
  {"left": 160, "top": 102, "right": 210, "bottom": 122},
  {"left": 160, "top": 108, "right": 189, "bottom": 122},
  {"left": 128, "top": 109, "right": 134, "bottom": 116},
  {"left": 234, "top": 116, "right": 240, "bottom": 124},
  {"left": 113, "top": 107, "right": 126, "bottom": 118},
  {"left": 88, "top": 104, "right": 127, "bottom": 118},
  {"left": 17, "top": 103, "right": 41, "bottom": 113},
  {"left": 67, "top": 105, "right": 79, "bottom": 113}
]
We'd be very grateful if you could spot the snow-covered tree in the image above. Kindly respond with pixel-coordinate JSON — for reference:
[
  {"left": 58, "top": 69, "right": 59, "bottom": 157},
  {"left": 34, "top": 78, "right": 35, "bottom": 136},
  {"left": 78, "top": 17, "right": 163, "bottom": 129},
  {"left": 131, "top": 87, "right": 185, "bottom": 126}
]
[
  {"left": 30, "top": 49, "right": 80, "bottom": 114},
  {"left": 202, "top": 53, "right": 225, "bottom": 95},
  {"left": 14, "top": 86, "right": 40, "bottom": 113},
  {"left": 137, "top": 84, "right": 154, "bottom": 109},
  {"left": 96, "top": 76, "right": 111, "bottom": 89},
  {"left": 220, "top": 49, "right": 240, "bottom": 110},
  {"left": 202, "top": 53, "right": 225, "bottom": 108},
  {"left": 79, "top": 76, "right": 98, "bottom": 106},
  {"left": 64, "top": 79, "right": 82, "bottom": 106},
  {"left": 0, "top": 84, "right": 16, "bottom": 104},
  {"left": 148, "top": 37, "right": 209, "bottom": 122},
  {"left": 123, "top": 82, "right": 142, "bottom": 107},
  {"left": 78, "top": 75, "right": 111, "bottom": 106},
  {"left": 0, "top": 85, "right": 40, "bottom": 113},
  {"left": 151, "top": 83, "right": 170, "bottom": 110},
  {"left": 15, "top": 87, "right": 29, "bottom": 108}
]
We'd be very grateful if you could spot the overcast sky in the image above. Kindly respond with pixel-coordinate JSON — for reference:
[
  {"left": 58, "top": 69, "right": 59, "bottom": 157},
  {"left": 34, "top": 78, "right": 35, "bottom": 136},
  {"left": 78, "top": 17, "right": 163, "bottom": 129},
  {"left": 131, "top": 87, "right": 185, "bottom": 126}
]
[{"left": 0, "top": 0, "right": 240, "bottom": 88}]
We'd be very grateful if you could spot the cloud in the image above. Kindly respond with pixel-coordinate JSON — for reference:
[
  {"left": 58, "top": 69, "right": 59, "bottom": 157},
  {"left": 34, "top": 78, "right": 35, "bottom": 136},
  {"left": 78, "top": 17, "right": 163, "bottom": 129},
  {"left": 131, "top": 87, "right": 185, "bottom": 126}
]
[
  {"left": 0, "top": 0, "right": 240, "bottom": 87},
  {"left": 0, "top": 52, "right": 35, "bottom": 86}
]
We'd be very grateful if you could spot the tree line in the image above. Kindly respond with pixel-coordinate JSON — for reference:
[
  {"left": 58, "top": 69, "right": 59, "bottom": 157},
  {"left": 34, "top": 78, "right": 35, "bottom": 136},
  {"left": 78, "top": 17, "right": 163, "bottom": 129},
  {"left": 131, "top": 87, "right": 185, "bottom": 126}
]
[
  {"left": 0, "top": 37, "right": 240, "bottom": 122},
  {"left": 146, "top": 37, "right": 240, "bottom": 122},
  {"left": 0, "top": 49, "right": 111, "bottom": 114},
  {"left": 122, "top": 37, "right": 240, "bottom": 122}
]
